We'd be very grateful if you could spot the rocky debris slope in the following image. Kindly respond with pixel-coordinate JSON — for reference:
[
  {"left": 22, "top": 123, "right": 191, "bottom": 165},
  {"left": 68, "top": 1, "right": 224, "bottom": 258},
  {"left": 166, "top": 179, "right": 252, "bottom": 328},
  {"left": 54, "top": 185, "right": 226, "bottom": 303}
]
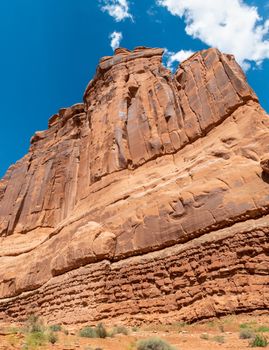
[{"left": 0, "top": 47, "right": 268, "bottom": 324}]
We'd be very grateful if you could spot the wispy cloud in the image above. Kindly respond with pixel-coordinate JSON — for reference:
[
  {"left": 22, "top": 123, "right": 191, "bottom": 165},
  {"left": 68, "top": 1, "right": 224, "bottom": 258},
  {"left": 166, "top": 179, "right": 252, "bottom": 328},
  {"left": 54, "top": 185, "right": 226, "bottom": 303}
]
[
  {"left": 164, "top": 49, "right": 194, "bottom": 70},
  {"left": 147, "top": 5, "right": 162, "bottom": 24},
  {"left": 110, "top": 31, "right": 123, "bottom": 51},
  {"left": 101, "top": 0, "right": 133, "bottom": 22},
  {"left": 147, "top": 6, "right": 157, "bottom": 17},
  {"left": 157, "top": 0, "right": 269, "bottom": 70}
]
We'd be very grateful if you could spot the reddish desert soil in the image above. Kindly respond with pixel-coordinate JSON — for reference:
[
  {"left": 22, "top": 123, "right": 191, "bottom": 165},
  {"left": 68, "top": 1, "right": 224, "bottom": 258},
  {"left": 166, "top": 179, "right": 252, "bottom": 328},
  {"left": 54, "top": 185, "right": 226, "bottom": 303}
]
[{"left": 0, "top": 314, "right": 268, "bottom": 350}]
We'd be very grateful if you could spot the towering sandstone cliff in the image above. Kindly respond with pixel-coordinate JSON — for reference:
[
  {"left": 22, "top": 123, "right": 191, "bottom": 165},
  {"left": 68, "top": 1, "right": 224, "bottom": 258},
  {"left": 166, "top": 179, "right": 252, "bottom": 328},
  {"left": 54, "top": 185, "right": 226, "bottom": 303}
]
[{"left": 0, "top": 47, "right": 268, "bottom": 325}]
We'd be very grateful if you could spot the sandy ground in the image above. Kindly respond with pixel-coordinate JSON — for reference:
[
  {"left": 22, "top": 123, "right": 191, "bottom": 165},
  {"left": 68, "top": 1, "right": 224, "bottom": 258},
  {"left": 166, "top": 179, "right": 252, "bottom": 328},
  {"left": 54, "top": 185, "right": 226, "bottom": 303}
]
[{"left": 0, "top": 314, "right": 268, "bottom": 350}]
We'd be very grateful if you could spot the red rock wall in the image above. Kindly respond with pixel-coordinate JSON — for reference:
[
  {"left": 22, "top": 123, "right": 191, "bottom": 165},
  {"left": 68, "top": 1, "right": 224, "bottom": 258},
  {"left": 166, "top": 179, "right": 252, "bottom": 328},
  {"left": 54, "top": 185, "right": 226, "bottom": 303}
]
[
  {"left": 0, "top": 47, "right": 268, "bottom": 324},
  {"left": 0, "top": 48, "right": 257, "bottom": 237},
  {"left": 0, "top": 217, "right": 268, "bottom": 325}
]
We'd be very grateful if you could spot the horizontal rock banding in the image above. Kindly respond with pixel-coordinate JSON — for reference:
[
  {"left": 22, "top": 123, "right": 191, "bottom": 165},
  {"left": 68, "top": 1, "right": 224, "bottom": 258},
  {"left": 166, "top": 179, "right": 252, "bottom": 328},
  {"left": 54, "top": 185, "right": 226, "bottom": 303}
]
[{"left": 0, "top": 216, "right": 268, "bottom": 324}]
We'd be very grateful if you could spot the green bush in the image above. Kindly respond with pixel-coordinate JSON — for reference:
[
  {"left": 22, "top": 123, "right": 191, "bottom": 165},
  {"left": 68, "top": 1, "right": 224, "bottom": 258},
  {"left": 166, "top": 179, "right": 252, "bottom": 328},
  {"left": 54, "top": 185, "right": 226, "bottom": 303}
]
[
  {"left": 26, "top": 315, "right": 44, "bottom": 333},
  {"left": 250, "top": 334, "right": 268, "bottom": 347},
  {"left": 25, "top": 331, "right": 47, "bottom": 348},
  {"left": 218, "top": 324, "right": 225, "bottom": 333},
  {"left": 7, "top": 326, "right": 20, "bottom": 334},
  {"left": 95, "top": 323, "right": 108, "bottom": 338},
  {"left": 48, "top": 332, "right": 58, "bottom": 344},
  {"left": 212, "top": 335, "right": 225, "bottom": 344},
  {"left": 240, "top": 329, "right": 255, "bottom": 339},
  {"left": 240, "top": 323, "right": 249, "bottom": 329},
  {"left": 111, "top": 325, "right": 129, "bottom": 336},
  {"left": 79, "top": 326, "right": 97, "bottom": 338},
  {"left": 132, "top": 326, "right": 139, "bottom": 332},
  {"left": 79, "top": 324, "right": 108, "bottom": 339},
  {"left": 22, "top": 315, "right": 47, "bottom": 349},
  {"left": 257, "top": 326, "right": 269, "bottom": 333},
  {"left": 49, "top": 324, "right": 62, "bottom": 332},
  {"left": 136, "top": 337, "right": 176, "bottom": 350}
]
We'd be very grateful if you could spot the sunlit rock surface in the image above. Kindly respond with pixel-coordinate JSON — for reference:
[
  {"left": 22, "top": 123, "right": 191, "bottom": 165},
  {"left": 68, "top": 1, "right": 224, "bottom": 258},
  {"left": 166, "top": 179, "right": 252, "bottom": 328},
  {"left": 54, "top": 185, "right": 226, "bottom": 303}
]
[{"left": 0, "top": 47, "right": 268, "bottom": 324}]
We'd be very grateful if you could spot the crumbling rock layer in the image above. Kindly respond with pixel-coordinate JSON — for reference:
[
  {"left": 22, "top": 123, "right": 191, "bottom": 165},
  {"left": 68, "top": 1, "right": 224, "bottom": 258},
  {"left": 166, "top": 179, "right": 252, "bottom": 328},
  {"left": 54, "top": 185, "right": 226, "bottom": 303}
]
[{"left": 0, "top": 47, "right": 268, "bottom": 324}]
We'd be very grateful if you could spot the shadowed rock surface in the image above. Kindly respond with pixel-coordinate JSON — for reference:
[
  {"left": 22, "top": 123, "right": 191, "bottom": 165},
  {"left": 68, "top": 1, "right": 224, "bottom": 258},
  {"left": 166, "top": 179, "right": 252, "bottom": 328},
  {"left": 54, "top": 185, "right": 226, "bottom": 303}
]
[{"left": 0, "top": 47, "right": 268, "bottom": 325}]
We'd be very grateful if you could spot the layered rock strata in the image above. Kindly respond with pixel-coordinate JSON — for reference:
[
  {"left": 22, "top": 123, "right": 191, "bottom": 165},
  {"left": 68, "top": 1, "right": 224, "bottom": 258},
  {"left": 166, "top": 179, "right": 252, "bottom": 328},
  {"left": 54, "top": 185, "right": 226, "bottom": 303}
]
[{"left": 0, "top": 47, "right": 268, "bottom": 324}]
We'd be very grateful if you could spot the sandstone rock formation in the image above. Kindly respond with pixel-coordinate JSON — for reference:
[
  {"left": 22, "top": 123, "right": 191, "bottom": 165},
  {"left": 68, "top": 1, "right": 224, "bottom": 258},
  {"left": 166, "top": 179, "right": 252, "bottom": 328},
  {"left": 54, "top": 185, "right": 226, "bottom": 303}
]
[{"left": 0, "top": 47, "right": 268, "bottom": 325}]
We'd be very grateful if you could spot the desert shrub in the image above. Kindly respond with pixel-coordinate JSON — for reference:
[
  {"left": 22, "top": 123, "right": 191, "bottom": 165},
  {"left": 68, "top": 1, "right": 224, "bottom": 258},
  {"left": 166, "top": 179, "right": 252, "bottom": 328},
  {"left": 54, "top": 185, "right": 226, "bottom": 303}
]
[
  {"left": 240, "top": 322, "right": 257, "bottom": 330},
  {"left": 200, "top": 333, "right": 209, "bottom": 340},
  {"left": 48, "top": 332, "right": 58, "bottom": 344},
  {"left": 207, "top": 321, "right": 216, "bottom": 328},
  {"left": 212, "top": 335, "right": 225, "bottom": 344},
  {"left": 8, "top": 326, "right": 20, "bottom": 334},
  {"left": 79, "top": 326, "right": 97, "bottom": 338},
  {"left": 240, "top": 323, "right": 249, "bottom": 329},
  {"left": 49, "top": 324, "right": 62, "bottom": 332},
  {"left": 257, "top": 326, "right": 269, "bottom": 333},
  {"left": 25, "top": 331, "right": 47, "bottom": 348},
  {"left": 95, "top": 323, "right": 107, "bottom": 338},
  {"left": 132, "top": 326, "right": 139, "bottom": 332},
  {"left": 95, "top": 323, "right": 108, "bottom": 338},
  {"left": 218, "top": 324, "right": 225, "bottom": 333},
  {"left": 111, "top": 325, "right": 129, "bottom": 336},
  {"left": 240, "top": 329, "right": 255, "bottom": 339},
  {"left": 26, "top": 315, "right": 44, "bottom": 333},
  {"left": 22, "top": 315, "right": 47, "bottom": 349},
  {"left": 79, "top": 324, "right": 108, "bottom": 338},
  {"left": 250, "top": 334, "right": 268, "bottom": 347},
  {"left": 137, "top": 337, "right": 176, "bottom": 350}
]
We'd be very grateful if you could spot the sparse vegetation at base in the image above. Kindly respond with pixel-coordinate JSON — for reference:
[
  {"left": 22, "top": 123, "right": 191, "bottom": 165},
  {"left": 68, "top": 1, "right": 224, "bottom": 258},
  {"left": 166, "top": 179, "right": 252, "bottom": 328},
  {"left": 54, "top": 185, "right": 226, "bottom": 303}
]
[
  {"left": 250, "top": 334, "right": 268, "bottom": 347},
  {"left": 49, "top": 324, "right": 62, "bottom": 332},
  {"left": 1, "top": 314, "right": 268, "bottom": 349},
  {"left": 95, "top": 323, "right": 108, "bottom": 338},
  {"left": 136, "top": 337, "right": 176, "bottom": 350},
  {"left": 25, "top": 314, "right": 45, "bottom": 334},
  {"left": 24, "top": 331, "right": 47, "bottom": 349},
  {"left": 200, "top": 333, "right": 209, "bottom": 340},
  {"left": 21, "top": 315, "right": 59, "bottom": 349},
  {"left": 79, "top": 326, "right": 98, "bottom": 338},
  {"left": 212, "top": 335, "right": 225, "bottom": 344},
  {"left": 48, "top": 331, "right": 58, "bottom": 344},
  {"left": 257, "top": 326, "right": 269, "bottom": 333},
  {"left": 240, "top": 321, "right": 258, "bottom": 330},
  {"left": 240, "top": 323, "right": 250, "bottom": 329},
  {"left": 111, "top": 325, "right": 129, "bottom": 336},
  {"left": 132, "top": 326, "right": 139, "bottom": 332},
  {"left": 240, "top": 329, "right": 255, "bottom": 339},
  {"left": 79, "top": 323, "right": 108, "bottom": 338}
]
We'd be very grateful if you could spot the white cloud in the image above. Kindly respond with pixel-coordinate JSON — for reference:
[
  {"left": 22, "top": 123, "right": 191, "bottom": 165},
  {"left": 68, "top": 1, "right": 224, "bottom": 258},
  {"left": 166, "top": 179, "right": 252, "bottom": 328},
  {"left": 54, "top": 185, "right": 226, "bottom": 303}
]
[
  {"left": 110, "top": 31, "right": 123, "bottom": 51},
  {"left": 164, "top": 49, "right": 194, "bottom": 70},
  {"left": 157, "top": 0, "right": 269, "bottom": 70},
  {"left": 101, "top": 0, "right": 133, "bottom": 22}
]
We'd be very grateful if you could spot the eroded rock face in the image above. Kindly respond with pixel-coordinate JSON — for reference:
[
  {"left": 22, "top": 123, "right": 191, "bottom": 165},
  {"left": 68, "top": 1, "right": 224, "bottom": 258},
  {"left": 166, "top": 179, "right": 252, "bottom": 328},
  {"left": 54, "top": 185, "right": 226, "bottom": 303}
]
[{"left": 0, "top": 47, "right": 268, "bottom": 324}]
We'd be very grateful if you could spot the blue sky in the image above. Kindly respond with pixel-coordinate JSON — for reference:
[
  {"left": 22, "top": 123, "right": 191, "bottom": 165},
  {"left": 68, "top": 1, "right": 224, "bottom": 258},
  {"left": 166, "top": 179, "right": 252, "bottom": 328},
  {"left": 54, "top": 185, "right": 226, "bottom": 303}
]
[{"left": 0, "top": 0, "right": 269, "bottom": 178}]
